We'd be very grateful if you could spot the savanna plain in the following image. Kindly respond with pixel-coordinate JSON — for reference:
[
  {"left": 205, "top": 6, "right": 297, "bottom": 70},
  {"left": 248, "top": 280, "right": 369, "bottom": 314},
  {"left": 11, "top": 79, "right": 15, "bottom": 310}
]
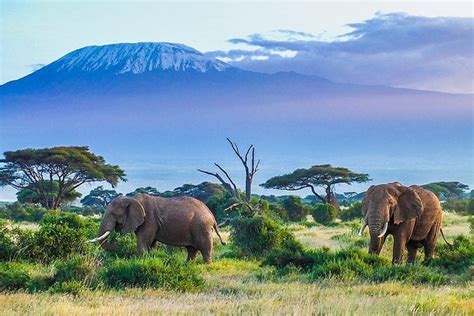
[{"left": 0, "top": 211, "right": 472, "bottom": 315}]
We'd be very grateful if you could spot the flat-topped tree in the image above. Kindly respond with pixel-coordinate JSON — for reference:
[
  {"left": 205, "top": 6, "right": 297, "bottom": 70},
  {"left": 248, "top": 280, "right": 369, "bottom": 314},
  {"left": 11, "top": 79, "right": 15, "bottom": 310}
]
[
  {"left": 261, "top": 164, "right": 370, "bottom": 208},
  {"left": 0, "top": 146, "right": 126, "bottom": 209}
]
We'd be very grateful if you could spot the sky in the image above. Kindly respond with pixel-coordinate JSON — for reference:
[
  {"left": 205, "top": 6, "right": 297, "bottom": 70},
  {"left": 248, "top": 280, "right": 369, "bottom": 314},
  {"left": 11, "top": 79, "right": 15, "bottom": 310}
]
[
  {"left": 1, "top": 1, "right": 473, "bottom": 92},
  {"left": 0, "top": 1, "right": 473, "bottom": 201}
]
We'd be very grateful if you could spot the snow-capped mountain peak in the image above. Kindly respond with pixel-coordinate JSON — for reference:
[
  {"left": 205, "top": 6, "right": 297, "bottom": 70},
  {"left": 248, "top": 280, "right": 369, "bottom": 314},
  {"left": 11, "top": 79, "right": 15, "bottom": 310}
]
[{"left": 52, "top": 42, "right": 231, "bottom": 74}]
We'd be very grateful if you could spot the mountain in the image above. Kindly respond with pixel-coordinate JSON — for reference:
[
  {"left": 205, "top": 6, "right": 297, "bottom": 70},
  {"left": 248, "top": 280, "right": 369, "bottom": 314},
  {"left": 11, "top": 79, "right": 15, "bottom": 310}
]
[{"left": 0, "top": 42, "right": 472, "bottom": 197}]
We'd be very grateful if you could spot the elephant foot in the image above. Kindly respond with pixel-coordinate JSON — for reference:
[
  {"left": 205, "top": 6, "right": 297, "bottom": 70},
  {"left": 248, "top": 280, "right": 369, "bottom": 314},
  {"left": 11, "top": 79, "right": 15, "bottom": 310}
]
[{"left": 422, "top": 258, "right": 432, "bottom": 266}]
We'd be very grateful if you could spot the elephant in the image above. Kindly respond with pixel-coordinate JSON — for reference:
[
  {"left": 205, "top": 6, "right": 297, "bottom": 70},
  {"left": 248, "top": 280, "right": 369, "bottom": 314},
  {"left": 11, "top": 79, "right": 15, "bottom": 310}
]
[
  {"left": 359, "top": 182, "right": 443, "bottom": 264},
  {"left": 88, "top": 194, "right": 225, "bottom": 263}
]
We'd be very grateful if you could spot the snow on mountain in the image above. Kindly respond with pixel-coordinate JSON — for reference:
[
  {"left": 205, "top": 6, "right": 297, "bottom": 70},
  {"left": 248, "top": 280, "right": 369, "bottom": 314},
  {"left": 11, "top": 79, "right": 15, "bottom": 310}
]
[{"left": 52, "top": 42, "right": 232, "bottom": 74}]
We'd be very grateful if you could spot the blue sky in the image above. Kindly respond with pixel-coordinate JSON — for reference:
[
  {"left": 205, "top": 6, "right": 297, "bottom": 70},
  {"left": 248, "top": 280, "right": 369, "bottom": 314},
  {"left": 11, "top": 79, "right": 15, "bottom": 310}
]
[
  {"left": 1, "top": 1, "right": 473, "bottom": 92},
  {"left": 0, "top": 1, "right": 473, "bottom": 201}
]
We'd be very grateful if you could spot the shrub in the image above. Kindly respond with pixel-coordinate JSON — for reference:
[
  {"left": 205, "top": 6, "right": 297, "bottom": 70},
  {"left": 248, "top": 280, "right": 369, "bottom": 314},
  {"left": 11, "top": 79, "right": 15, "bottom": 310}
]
[
  {"left": 0, "top": 221, "right": 15, "bottom": 260},
  {"left": 341, "top": 202, "right": 362, "bottom": 221},
  {"left": 0, "top": 203, "right": 47, "bottom": 223},
  {"left": 431, "top": 235, "right": 474, "bottom": 273},
  {"left": 0, "top": 262, "right": 53, "bottom": 292},
  {"left": 0, "top": 262, "right": 31, "bottom": 291},
  {"left": 54, "top": 255, "right": 97, "bottom": 284},
  {"left": 230, "top": 215, "right": 301, "bottom": 257},
  {"left": 311, "top": 203, "right": 339, "bottom": 225},
  {"left": 49, "top": 280, "right": 87, "bottom": 295},
  {"left": 307, "top": 248, "right": 448, "bottom": 285},
  {"left": 100, "top": 232, "right": 138, "bottom": 258},
  {"left": 282, "top": 196, "right": 308, "bottom": 222},
  {"left": 101, "top": 254, "right": 204, "bottom": 292}
]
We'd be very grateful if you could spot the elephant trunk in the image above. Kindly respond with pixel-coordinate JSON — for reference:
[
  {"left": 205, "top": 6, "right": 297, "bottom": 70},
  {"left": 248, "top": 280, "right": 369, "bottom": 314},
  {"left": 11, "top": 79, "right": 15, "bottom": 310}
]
[
  {"left": 368, "top": 212, "right": 387, "bottom": 254},
  {"left": 88, "top": 214, "right": 117, "bottom": 250}
]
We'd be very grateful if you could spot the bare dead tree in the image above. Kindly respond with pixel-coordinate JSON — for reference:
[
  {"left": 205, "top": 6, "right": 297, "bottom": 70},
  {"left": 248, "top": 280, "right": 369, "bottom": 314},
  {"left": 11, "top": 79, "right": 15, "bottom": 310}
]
[{"left": 198, "top": 138, "right": 260, "bottom": 202}]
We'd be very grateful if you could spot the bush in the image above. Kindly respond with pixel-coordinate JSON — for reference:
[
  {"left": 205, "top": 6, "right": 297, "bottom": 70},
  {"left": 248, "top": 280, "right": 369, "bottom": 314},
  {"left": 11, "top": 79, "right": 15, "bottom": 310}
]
[
  {"left": 49, "top": 280, "right": 87, "bottom": 295},
  {"left": 431, "top": 235, "right": 474, "bottom": 273},
  {"left": 230, "top": 215, "right": 301, "bottom": 257},
  {"left": 0, "top": 203, "right": 47, "bottom": 223},
  {"left": 102, "top": 253, "right": 204, "bottom": 292},
  {"left": 341, "top": 202, "right": 362, "bottom": 221},
  {"left": 442, "top": 198, "right": 474, "bottom": 215},
  {"left": 282, "top": 196, "right": 308, "bottom": 222},
  {"left": 0, "top": 262, "right": 53, "bottom": 292},
  {"left": 54, "top": 255, "right": 97, "bottom": 284},
  {"left": 0, "top": 221, "right": 15, "bottom": 260},
  {"left": 311, "top": 203, "right": 339, "bottom": 225}
]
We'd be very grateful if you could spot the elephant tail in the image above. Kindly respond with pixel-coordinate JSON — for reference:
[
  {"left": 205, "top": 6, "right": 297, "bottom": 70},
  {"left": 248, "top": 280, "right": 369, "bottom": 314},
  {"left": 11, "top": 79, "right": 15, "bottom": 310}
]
[
  {"left": 214, "top": 222, "right": 226, "bottom": 246},
  {"left": 440, "top": 228, "right": 453, "bottom": 248}
]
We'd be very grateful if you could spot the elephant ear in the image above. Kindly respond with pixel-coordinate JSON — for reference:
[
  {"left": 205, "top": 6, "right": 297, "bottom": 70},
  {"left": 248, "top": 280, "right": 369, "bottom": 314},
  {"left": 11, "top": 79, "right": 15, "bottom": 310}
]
[
  {"left": 361, "top": 186, "right": 374, "bottom": 217},
  {"left": 121, "top": 198, "right": 146, "bottom": 233},
  {"left": 394, "top": 188, "right": 423, "bottom": 224}
]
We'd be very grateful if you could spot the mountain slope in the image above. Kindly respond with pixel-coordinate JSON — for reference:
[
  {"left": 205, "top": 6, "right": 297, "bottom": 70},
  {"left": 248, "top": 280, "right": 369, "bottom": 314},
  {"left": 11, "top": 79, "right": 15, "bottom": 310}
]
[{"left": 0, "top": 42, "right": 472, "bottom": 196}]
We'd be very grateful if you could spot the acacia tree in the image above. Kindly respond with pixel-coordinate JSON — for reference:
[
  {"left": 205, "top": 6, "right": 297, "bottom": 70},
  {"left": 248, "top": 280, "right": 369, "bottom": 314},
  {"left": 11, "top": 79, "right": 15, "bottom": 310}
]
[
  {"left": 198, "top": 138, "right": 260, "bottom": 202},
  {"left": 81, "top": 186, "right": 120, "bottom": 209},
  {"left": 422, "top": 182, "right": 469, "bottom": 200},
  {"left": 0, "top": 146, "right": 126, "bottom": 209},
  {"left": 261, "top": 164, "right": 370, "bottom": 207}
]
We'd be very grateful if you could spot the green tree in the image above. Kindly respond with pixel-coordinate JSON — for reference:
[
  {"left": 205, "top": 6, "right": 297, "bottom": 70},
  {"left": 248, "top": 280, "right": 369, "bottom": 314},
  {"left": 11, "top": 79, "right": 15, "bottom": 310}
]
[
  {"left": 17, "top": 181, "right": 81, "bottom": 206},
  {"left": 261, "top": 164, "right": 370, "bottom": 208},
  {"left": 0, "top": 146, "right": 126, "bottom": 209},
  {"left": 422, "top": 182, "right": 469, "bottom": 200},
  {"left": 126, "top": 186, "right": 160, "bottom": 197},
  {"left": 80, "top": 186, "right": 120, "bottom": 210},
  {"left": 170, "top": 182, "right": 225, "bottom": 202},
  {"left": 282, "top": 196, "right": 308, "bottom": 222}
]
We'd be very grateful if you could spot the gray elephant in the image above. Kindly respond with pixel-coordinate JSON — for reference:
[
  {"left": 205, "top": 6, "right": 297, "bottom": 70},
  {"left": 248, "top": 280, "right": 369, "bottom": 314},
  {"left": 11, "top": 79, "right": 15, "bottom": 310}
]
[
  {"left": 88, "top": 194, "right": 225, "bottom": 263},
  {"left": 359, "top": 182, "right": 443, "bottom": 264}
]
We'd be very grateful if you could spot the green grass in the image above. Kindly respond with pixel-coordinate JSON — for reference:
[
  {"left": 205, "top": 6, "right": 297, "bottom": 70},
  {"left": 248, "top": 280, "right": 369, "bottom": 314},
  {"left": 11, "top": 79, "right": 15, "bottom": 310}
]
[{"left": 0, "top": 212, "right": 472, "bottom": 315}]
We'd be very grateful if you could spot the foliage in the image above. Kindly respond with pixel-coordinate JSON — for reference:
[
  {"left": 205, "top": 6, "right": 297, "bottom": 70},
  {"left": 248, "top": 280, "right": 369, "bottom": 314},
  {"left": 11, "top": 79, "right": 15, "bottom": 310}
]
[
  {"left": 341, "top": 201, "right": 362, "bottom": 221},
  {"left": 53, "top": 255, "right": 98, "bottom": 284},
  {"left": 0, "top": 212, "right": 97, "bottom": 262},
  {"left": 0, "top": 146, "right": 126, "bottom": 209},
  {"left": 205, "top": 191, "right": 237, "bottom": 222},
  {"left": 0, "top": 262, "right": 53, "bottom": 292},
  {"left": 422, "top": 182, "right": 469, "bottom": 200},
  {"left": 282, "top": 196, "right": 308, "bottom": 222},
  {"left": 101, "top": 252, "right": 204, "bottom": 292},
  {"left": 80, "top": 186, "right": 120, "bottom": 212},
  {"left": 230, "top": 215, "right": 302, "bottom": 257},
  {"left": 431, "top": 235, "right": 474, "bottom": 273},
  {"left": 442, "top": 198, "right": 474, "bottom": 215},
  {"left": 0, "top": 202, "right": 47, "bottom": 222},
  {"left": 261, "top": 164, "right": 370, "bottom": 205},
  {"left": 126, "top": 186, "right": 160, "bottom": 197},
  {"left": 311, "top": 203, "right": 339, "bottom": 225},
  {"left": 166, "top": 182, "right": 226, "bottom": 202},
  {"left": 17, "top": 181, "right": 82, "bottom": 207}
]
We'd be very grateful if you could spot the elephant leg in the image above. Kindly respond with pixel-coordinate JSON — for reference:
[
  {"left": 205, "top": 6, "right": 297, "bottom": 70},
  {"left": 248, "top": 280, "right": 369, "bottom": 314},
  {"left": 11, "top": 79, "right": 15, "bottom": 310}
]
[
  {"left": 407, "top": 241, "right": 418, "bottom": 264},
  {"left": 199, "top": 234, "right": 213, "bottom": 264},
  {"left": 136, "top": 230, "right": 155, "bottom": 255},
  {"left": 422, "top": 223, "right": 440, "bottom": 265},
  {"left": 186, "top": 246, "right": 198, "bottom": 261}
]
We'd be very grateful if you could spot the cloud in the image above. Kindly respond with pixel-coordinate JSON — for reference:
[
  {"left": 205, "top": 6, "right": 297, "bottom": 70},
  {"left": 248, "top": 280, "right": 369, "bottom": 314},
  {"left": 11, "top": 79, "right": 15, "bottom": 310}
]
[{"left": 207, "top": 13, "right": 474, "bottom": 93}]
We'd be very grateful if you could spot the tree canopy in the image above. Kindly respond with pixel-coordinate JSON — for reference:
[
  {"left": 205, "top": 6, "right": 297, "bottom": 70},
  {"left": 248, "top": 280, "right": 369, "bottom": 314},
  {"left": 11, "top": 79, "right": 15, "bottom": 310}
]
[
  {"left": 422, "top": 182, "right": 469, "bottom": 200},
  {"left": 80, "top": 186, "right": 120, "bottom": 210},
  {"left": 126, "top": 186, "right": 161, "bottom": 197},
  {"left": 261, "top": 164, "right": 370, "bottom": 207},
  {"left": 0, "top": 146, "right": 126, "bottom": 209}
]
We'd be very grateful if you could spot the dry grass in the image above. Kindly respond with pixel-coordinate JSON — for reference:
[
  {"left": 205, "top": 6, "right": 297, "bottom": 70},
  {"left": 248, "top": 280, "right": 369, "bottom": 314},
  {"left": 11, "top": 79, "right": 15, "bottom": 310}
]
[{"left": 0, "top": 212, "right": 472, "bottom": 315}]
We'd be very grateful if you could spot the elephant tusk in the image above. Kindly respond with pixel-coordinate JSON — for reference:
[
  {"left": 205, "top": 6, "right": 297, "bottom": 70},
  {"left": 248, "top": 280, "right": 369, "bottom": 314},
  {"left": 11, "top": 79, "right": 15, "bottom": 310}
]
[
  {"left": 378, "top": 222, "right": 388, "bottom": 238},
  {"left": 87, "top": 231, "right": 111, "bottom": 243},
  {"left": 358, "top": 221, "right": 368, "bottom": 236}
]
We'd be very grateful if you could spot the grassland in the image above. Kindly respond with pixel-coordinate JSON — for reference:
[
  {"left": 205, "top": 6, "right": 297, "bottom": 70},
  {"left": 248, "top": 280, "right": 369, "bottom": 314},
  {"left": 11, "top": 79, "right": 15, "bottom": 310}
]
[{"left": 0, "top": 212, "right": 472, "bottom": 315}]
